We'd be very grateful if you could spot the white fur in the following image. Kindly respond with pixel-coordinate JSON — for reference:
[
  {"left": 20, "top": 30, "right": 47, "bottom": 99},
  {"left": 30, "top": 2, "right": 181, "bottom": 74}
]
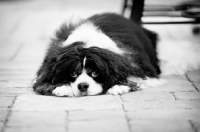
[
  {"left": 70, "top": 69, "right": 103, "bottom": 96},
  {"left": 128, "top": 76, "right": 166, "bottom": 89},
  {"left": 52, "top": 85, "right": 74, "bottom": 97},
  {"left": 158, "top": 40, "right": 200, "bottom": 75},
  {"left": 107, "top": 85, "right": 131, "bottom": 95},
  {"left": 63, "top": 21, "right": 124, "bottom": 55},
  {"left": 83, "top": 57, "right": 87, "bottom": 67},
  {"left": 139, "top": 78, "right": 166, "bottom": 89}
]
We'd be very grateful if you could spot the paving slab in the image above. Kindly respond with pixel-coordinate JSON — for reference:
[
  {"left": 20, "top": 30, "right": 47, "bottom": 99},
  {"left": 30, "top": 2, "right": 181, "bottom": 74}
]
[
  {"left": 121, "top": 91, "right": 175, "bottom": 101},
  {"left": 0, "top": 0, "right": 200, "bottom": 132},
  {"left": 0, "top": 80, "right": 33, "bottom": 88},
  {"left": 0, "top": 122, "right": 4, "bottom": 132},
  {"left": 69, "top": 110, "right": 125, "bottom": 121},
  {"left": 0, "top": 71, "right": 35, "bottom": 81},
  {"left": 4, "top": 127, "right": 66, "bottom": 132},
  {"left": 0, "top": 88, "right": 35, "bottom": 96},
  {"left": 0, "top": 108, "right": 10, "bottom": 122},
  {"left": 173, "top": 92, "right": 200, "bottom": 100},
  {"left": 7, "top": 111, "right": 67, "bottom": 127},
  {"left": 12, "top": 95, "right": 122, "bottom": 111},
  {"left": 0, "top": 61, "right": 39, "bottom": 71},
  {"left": 124, "top": 100, "right": 200, "bottom": 110},
  {"left": 142, "top": 78, "right": 196, "bottom": 92},
  {"left": 187, "top": 70, "right": 200, "bottom": 83},
  {"left": 68, "top": 120, "right": 129, "bottom": 132},
  {"left": 130, "top": 120, "right": 193, "bottom": 132},
  {"left": 0, "top": 69, "right": 35, "bottom": 74},
  {"left": 193, "top": 82, "right": 200, "bottom": 91},
  {"left": 192, "top": 120, "right": 200, "bottom": 132},
  {"left": 0, "top": 96, "right": 15, "bottom": 108},
  {"left": 126, "top": 109, "right": 200, "bottom": 120},
  {"left": 160, "top": 75, "right": 187, "bottom": 80}
]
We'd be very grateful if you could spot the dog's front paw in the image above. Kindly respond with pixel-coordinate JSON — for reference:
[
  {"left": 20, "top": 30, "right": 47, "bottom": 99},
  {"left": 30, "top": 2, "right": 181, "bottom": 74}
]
[
  {"left": 52, "top": 85, "right": 74, "bottom": 97},
  {"left": 107, "top": 85, "right": 131, "bottom": 95}
]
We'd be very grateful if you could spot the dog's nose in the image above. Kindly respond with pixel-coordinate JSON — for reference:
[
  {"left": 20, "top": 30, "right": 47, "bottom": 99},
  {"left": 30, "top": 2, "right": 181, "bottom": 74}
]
[{"left": 78, "top": 82, "right": 89, "bottom": 92}]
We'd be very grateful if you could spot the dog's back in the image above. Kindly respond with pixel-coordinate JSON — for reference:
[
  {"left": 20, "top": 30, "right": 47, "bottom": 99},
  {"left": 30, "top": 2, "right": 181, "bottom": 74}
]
[{"left": 89, "top": 13, "right": 160, "bottom": 75}]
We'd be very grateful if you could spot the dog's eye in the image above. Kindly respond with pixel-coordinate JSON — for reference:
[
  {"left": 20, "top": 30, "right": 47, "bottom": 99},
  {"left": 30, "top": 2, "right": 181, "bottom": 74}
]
[
  {"left": 91, "top": 70, "right": 99, "bottom": 78},
  {"left": 71, "top": 72, "right": 78, "bottom": 78}
]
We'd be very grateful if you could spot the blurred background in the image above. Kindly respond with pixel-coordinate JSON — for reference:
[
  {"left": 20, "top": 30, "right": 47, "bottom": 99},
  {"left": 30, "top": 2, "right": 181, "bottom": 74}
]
[
  {"left": 0, "top": 0, "right": 199, "bottom": 80},
  {"left": 0, "top": 0, "right": 122, "bottom": 64},
  {"left": 0, "top": 1, "right": 200, "bottom": 132}
]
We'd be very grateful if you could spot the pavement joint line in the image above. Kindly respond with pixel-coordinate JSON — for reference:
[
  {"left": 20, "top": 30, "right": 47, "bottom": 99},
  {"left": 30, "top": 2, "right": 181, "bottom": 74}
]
[
  {"left": 10, "top": 43, "right": 24, "bottom": 61},
  {"left": 186, "top": 74, "right": 199, "bottom": 92},
  {"left": 66, "top": 111, "right": 69, "bottom": 132},
  {"left": 170, "top": 92, "right": 178, "bottom": 100},
  {"left": 119, "top": 95, "right": 132, "bottom": 132},
  {"left": 1, "top": 96, "right": 17, "bottom": 132},
  {"left": 188, "top": 120, "right": 198, "bottom": 132}
]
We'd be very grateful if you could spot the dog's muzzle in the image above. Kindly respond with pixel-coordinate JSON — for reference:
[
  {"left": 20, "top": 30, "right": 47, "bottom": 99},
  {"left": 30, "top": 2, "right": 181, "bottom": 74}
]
[{"left": 78, "top": 82, "right": 89, "bottom": 92}]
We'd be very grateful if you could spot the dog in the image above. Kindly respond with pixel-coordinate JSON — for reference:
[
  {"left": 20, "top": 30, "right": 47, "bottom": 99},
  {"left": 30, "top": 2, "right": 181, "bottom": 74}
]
[{"left": 33, "top": 13, "right": 161, "bottom": 97}]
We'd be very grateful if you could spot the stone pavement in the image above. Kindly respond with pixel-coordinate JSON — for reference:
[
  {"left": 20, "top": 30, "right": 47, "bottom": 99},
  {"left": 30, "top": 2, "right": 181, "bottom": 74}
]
[{"left": 0, "top": 0, "right": 200, "bottom": 132}]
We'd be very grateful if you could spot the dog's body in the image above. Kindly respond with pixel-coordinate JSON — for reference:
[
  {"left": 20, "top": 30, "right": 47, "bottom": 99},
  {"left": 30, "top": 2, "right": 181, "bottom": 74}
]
[{"left": 33, "top": 13, "right": 161, "bottom": 97}]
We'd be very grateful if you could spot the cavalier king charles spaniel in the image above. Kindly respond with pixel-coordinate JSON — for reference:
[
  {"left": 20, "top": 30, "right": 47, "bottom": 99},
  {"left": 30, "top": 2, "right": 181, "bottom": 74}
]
[{"left": 33, "top": 13, "right": 162, "bottom": 97}]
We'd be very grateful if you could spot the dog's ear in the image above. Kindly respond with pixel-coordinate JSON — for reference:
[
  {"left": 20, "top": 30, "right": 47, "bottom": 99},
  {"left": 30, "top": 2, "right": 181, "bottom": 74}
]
[
  {"left": 34, "top": 64, "right": 57, "bottom": 84},
  {"left": 85, "top": 47, "right": 146, "bottom": 92},
  {"left": 33, "top": 71, "right": 55, "bottom": 95}
]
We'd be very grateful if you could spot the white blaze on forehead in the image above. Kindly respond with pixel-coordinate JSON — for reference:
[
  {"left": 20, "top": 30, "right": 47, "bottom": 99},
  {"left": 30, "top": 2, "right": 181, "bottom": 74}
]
[
  {"left": 83, "top": 57, "right": 87, "bottom": 67},
  {"left": 63, "top": 21, "right": 124, "bottom": 55},
  {"left": 70, "top": 69, "right": 103, "bottom": 96}
]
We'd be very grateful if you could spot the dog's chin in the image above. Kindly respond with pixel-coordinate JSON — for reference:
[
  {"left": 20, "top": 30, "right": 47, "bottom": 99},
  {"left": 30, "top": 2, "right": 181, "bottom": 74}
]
[
  {"left": 72, "top": 90, "right": 102, "bottom": 97},
  {"left": 74, "top": 91, "right": 101, "bottom": 97}
]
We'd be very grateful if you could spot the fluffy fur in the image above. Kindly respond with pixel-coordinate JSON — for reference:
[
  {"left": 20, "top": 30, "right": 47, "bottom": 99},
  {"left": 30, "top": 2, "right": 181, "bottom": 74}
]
[
  {"left": 158, "top": 40, "right": 200, "bottom": 75},
  {"left": 33, "top": 13, "right": 161, "bottom": 96}
]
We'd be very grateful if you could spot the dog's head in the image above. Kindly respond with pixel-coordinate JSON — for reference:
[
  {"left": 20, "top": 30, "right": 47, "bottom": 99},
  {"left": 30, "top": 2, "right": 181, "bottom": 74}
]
[{"left": 36, "top": 42, "right": 145, "bottom": 96}]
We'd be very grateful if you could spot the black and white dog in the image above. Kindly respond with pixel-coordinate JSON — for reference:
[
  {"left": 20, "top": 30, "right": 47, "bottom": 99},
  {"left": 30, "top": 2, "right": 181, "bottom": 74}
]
[{"left": 33, "top": 13, "right": 161, "bottom": 97}]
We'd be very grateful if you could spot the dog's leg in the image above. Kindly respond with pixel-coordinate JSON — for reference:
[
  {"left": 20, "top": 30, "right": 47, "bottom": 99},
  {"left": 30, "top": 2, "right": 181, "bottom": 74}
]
[
  {"left": 107, "top": 85, "right": 131, "bottom": 95},
  {"left": 52, "top": 85, "right": 74, "bottom": 97}
]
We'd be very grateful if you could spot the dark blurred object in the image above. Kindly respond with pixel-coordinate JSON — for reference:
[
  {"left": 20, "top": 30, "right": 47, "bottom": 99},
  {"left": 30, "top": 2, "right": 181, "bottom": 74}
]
[
  {"left": 122, "top": 0, "right": 200, "bottom": 24},
  {"left": 193, "top": 25, "right": 200, "bottom": 34},
  {"left": 122, "top": 0, "right": 144, "bottom": 24},
  {"left": 122, "top": 0, "right": 200, "bottom": 34}
]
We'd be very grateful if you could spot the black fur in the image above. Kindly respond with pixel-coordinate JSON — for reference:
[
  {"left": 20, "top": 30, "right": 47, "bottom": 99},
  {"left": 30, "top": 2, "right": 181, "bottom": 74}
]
[
  {"left": 33, "top": 13, "right": 160, "bottom": 95},
  {"left": 89, "top": 13, "right": 160, "bottom": 75}
]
